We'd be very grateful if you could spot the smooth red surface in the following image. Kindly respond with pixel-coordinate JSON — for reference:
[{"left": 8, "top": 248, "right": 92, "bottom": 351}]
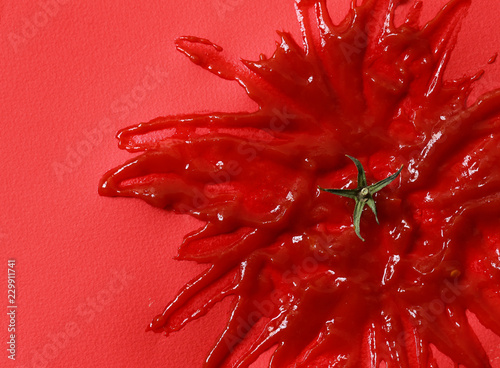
[{"left": 1, "top": 1, "right": 500, "bottom": 368}]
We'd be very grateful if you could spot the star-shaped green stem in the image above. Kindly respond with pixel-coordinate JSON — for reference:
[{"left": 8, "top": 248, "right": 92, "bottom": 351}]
[{"left": 319, "top": 155, "right": 403, "bottom": 241}]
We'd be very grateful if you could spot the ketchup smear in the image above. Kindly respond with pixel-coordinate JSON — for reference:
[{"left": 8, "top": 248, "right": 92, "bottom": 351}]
[{"left": 99, "top": 0, "right": 500, "bottom": 367}]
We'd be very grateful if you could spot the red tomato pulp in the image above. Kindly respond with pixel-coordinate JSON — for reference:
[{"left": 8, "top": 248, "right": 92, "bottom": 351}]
[{"left": 100, "top": 0, "right": 500, "bottom": 366}]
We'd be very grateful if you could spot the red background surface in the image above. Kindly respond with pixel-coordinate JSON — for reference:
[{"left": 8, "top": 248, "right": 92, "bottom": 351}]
[{"left": 1, "top": 0, "right": 500, "bottom": 367}]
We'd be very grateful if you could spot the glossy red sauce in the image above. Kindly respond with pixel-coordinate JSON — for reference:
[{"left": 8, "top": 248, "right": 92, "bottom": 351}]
[{"left": 99, "top": 0, "right": 500, "bottom": 367}]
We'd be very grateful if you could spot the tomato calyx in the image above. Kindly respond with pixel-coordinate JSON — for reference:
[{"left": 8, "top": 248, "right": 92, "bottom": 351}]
[{"left": 319, "top": 155, "right": 403, "bottom": 241}]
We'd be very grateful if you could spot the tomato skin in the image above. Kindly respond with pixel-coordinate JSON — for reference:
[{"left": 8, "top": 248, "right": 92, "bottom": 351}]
[{"left": 100, "top": 0, "right": 500, "bottom": 367}]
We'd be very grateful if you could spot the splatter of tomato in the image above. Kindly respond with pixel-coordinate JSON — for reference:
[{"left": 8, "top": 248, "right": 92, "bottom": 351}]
[{"left": 100, "top": 0, "right": 500, "bottom": 366}]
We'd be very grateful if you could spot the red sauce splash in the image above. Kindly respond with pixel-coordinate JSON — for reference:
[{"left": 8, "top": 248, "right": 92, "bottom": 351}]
[{"left": 99, "top": 0, "right": 500, "bottom": 367}]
